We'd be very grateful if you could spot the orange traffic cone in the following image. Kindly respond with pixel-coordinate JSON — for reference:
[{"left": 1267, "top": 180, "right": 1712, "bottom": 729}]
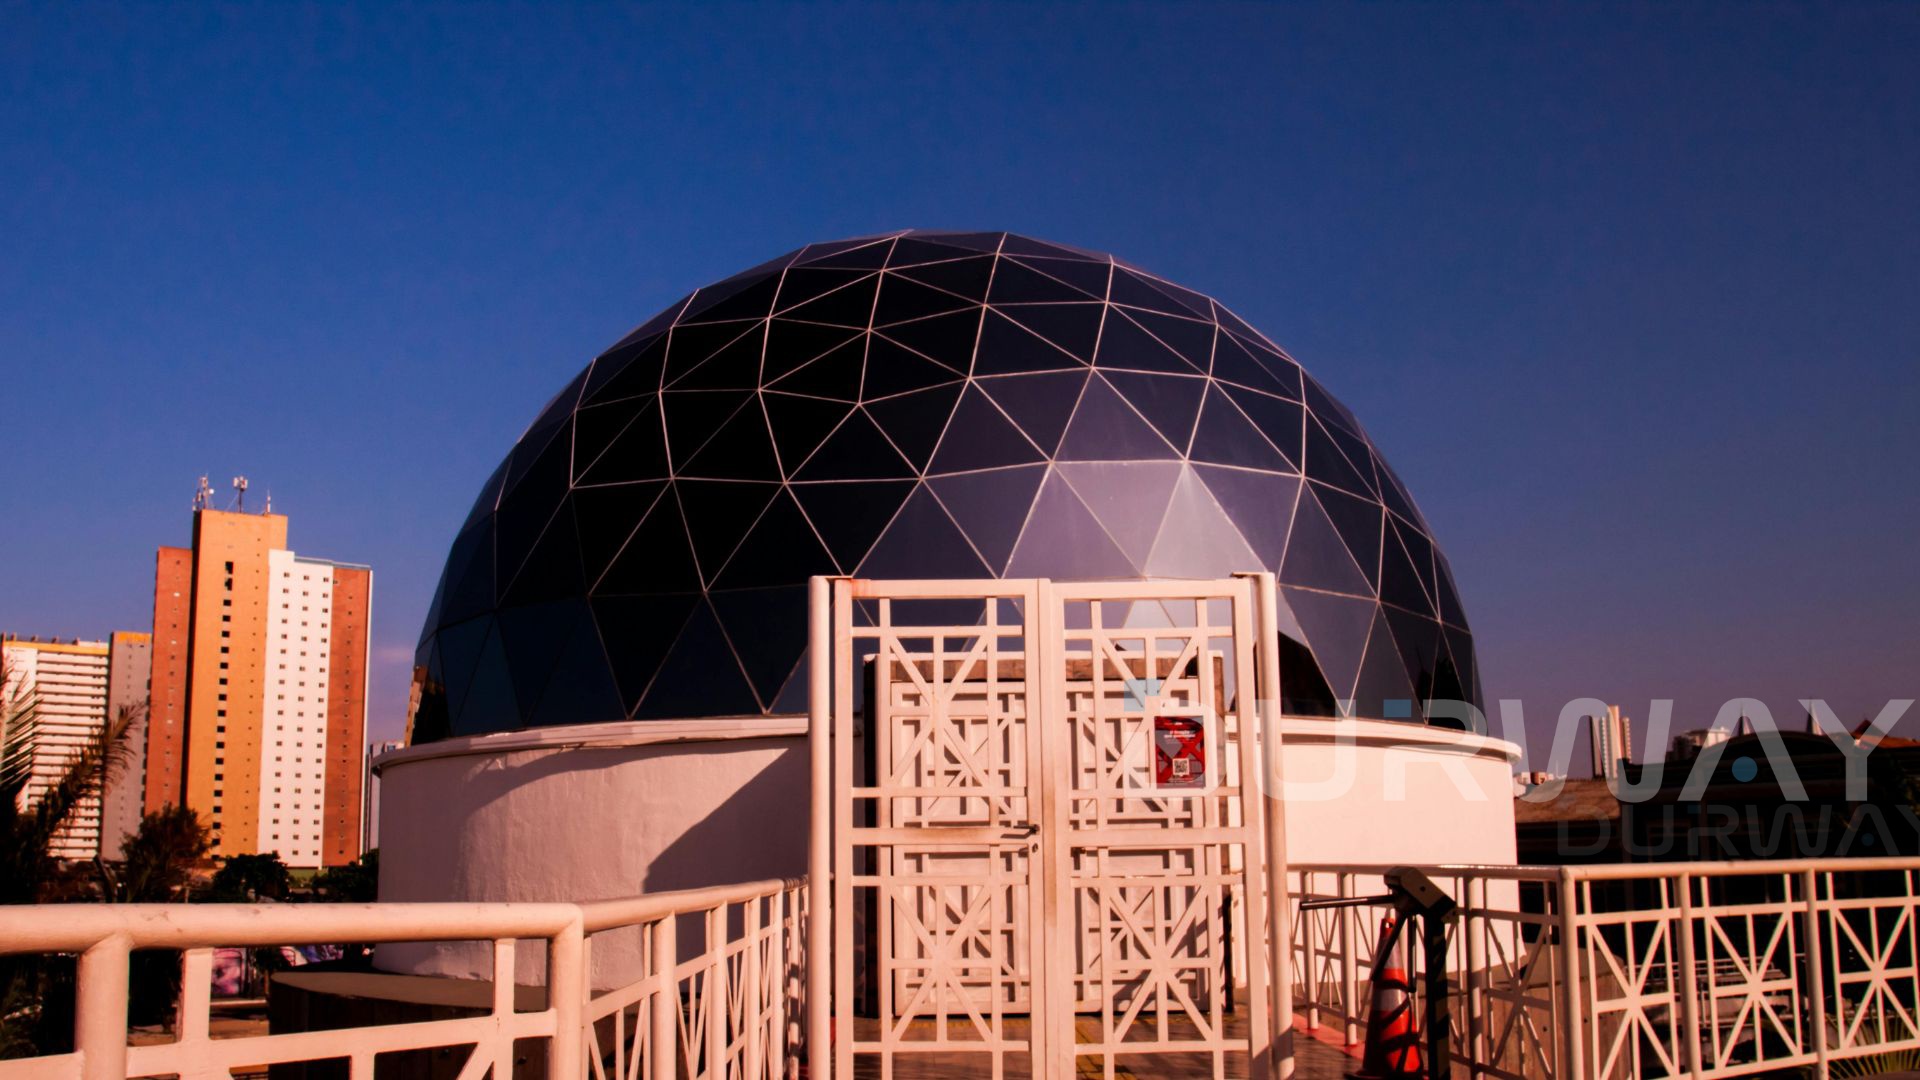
[{"left": 1350, "top": 915, "right": 1424, "bottom": 1079}]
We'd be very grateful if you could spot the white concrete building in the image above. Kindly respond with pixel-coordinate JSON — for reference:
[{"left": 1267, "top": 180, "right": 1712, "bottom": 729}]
[
  {"left": 2, "top": 636, "right": 112, "bottom": 859},
  {"left": 1589, "top": 704, "right": 1632, "bottom": 781},
  {"left": 361, "top": 738, "right": 401, "bottom": 853},
  {"left": 259, "top": 551, "right": 342, "bottom": 868}
]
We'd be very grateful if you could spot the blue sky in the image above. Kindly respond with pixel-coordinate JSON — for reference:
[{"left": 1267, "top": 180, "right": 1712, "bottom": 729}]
[{"left": 4, "top": 4, "right": 1915, "bottom": 764}]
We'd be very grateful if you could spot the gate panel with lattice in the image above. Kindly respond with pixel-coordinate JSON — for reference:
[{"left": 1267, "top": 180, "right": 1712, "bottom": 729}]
[{"left": 817, "top": 577, "right": 1281, "bottom": 1080}]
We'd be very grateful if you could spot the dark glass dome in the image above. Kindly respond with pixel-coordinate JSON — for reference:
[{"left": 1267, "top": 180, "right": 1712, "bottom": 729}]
[{"left": 409, "top": 231, "right": 1479, "bottom": 742}]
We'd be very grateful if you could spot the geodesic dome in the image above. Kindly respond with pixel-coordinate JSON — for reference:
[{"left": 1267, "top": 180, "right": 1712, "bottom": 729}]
[{"left": 410, "top": 231, "right": 1478, "bottom": 741}]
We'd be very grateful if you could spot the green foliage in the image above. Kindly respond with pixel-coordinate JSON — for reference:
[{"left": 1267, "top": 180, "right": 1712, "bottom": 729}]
[
  {"left": 102, "top": 805, "right": 213, "bottom": 902},
  {"left": 310, "top": 848, "right": 379, "bottom": 902},
  {"left": 211, "top": 851, "right": 290, "bottom": 901}
]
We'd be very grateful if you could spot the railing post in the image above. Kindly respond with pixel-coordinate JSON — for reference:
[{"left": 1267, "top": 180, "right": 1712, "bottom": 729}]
[
  {"left": 550, "top": 915, "right": 586, "bottom": 1080},
  {"left": 1465, "top": 876, "right": 1485, "bottom": 1078},
  {"left": 1803, "top": 867, "right": 1831, "bottom": 1080},
  {"left": 807, "top": 575, "right": 832, "bottom": 1080},
  {"left": 745, "top": 894, "right": 765, "bottom": 1080},
  {"left": 652, "top": 916, "right": 679, "bottom": 1080},
  {"left": 1302, "top": 872, "right": 1319, "bottom": 1032},
  {"left": 1247, "top": 570, "right": 1294, "bottom": 1079},
  {"left": 1340, "top": 872, "right": 1359, "bottom": 1047},
  {"left": 74, "top": 933, "right": 130, "bottom": 1080},
  {"left": 177, "top": 946, "right": 214, "bottom": 1061},
  {"left": 706, "top": 905, "right": 727, "bottom": 1079},
  {"left": 1559, "top": 869, "right": 1584, "bottom": 1080},
  {"left": 787, "top": 886, "right": 805, "bottom": 1079},
  {"left": 1675, "top": 872, "right": 1704, "bottom": 1079}
]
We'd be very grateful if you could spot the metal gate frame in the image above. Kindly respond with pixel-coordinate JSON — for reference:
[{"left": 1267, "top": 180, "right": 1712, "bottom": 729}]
[{"left": 806, "top": 574, "right": 1295, "bottom": 1080}]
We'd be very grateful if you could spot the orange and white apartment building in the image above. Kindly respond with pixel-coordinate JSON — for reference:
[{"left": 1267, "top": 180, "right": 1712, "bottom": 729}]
[{"left": 144, "top": 506, "right": 371, "bottom": 867}]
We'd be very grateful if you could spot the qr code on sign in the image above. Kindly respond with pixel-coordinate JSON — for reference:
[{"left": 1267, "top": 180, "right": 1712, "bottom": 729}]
[{"left": 1172, "top": 758, "right": 1193, "bottom": 779}]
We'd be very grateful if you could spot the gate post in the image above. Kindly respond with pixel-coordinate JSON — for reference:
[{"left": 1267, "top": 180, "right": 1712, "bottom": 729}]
[
  {"left": 1243, "top": 571, "right": 1296, "bottom": 1078},
  {"left": 807, "top": 575, "right": 833, "bottom": 1080}
]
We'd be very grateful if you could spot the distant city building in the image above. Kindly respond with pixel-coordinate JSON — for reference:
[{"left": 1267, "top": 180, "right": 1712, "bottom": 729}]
[
  {"left": 1670, "top": 726, "right": 1731, "bottom": 760},
  {"left": 1589, "top": 704, "right": 1632, "bottom": 781},
  {"left": 2, "top": 635, "right": 112, "bottom": 858},
  {"left": 1519, "top": 729, "right": 1920, "bottom": 866},
  {"left": 362, "top": 739, "right": 401, "bottom": 853},
  {"left": 145, "top": 504, "right": 372, "bottom": 868},
  {"left": 98, "top": 631, "right": 152, "bottom": 858}
]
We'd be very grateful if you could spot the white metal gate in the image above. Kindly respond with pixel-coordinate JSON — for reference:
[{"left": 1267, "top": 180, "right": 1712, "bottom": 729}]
[{"left": 807, "top": 576, "right": 1287, "bottom": 1080}]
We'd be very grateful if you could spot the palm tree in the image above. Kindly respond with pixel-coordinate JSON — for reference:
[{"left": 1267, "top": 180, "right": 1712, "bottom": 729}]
[
  {"left": 0, "top": 652, "right": 172, "bottom": 1057},
  {"left": 0, "top": 652, "right": 138, "bottom": 906}
]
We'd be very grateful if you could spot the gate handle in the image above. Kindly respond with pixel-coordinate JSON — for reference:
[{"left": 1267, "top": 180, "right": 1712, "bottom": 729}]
[{"left": 1008, "top": 822, "right": 1039, "bottom": 837}]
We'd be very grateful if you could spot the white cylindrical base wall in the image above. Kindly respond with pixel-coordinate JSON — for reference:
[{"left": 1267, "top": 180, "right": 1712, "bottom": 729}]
[{"left": 375, "top": 716, "right": 1517, "bottom": 986}]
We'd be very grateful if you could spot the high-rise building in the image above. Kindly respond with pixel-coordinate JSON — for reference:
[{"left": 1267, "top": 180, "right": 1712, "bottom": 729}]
[
  {"left": 1589, "top": 705, "right": 1633, "bottom": 782},
  {"left": 362, "top": 739, "right": 401, "bottom": 853},
  {"left": 2, "top": 635, "right": 112, "bottom": 858},
  {"left": 145, "top": 506, "right": 372, "bottom": 867},
  {"left": 98, "top": 631, "right": 152, "bottom": 858}
]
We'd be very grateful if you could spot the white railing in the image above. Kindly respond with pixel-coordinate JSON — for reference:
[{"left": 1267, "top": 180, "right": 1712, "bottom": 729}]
[
  {"left": 0, "top": 877, "right": 805, "bottom": 1080},
  {"left": 1291, "top": 857, "right": 1920, "bottom": 1080},
  {"left": 580, "top": 880, "right": 806, "bottom": 1080},
  {"left": 14, "top": 857, "right": 1920, "bottom": 1080}
]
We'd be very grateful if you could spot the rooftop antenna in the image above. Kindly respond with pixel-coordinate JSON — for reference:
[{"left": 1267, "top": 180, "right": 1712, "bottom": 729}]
[
  {"left": 232, "top": 476, "right": 249, "bottom": 513},
  {"left": 264, "top": 490, "right": 272, "bottom": 514},
  {"left": 192, "top": 476, "right": 213, "bottom": 511}
]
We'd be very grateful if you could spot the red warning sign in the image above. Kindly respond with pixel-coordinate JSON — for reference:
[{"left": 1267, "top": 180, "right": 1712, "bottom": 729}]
[{"left": 1154, "top": 715, "right": 1207, "bottom": 789}]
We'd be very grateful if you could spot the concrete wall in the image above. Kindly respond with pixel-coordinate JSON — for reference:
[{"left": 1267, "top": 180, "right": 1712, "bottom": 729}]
[
  {"left": 375, "top": 716, "right": 1516, "bottom": 986},
  {"left": 100, "top": 631, "right": 152, "bottom": 859},
  {"left": 1274, "top": 717, "right": 1520, "bottom": 868},
  {"left": 375, "top": 720, "right": 806, "bottom": 984}
]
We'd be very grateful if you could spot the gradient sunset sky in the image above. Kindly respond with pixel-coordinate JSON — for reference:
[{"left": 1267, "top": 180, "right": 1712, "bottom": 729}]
[{"left": 4, "top": 4, "right": 1915, "bottom": 770}]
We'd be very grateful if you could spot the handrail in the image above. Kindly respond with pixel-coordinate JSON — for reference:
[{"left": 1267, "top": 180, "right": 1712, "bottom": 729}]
[
  {"left": 1299, "top": 855, "right": 1920, "bottom": 881},
  {"left": 580, "top": 875, "right": 805, "bottom": 931},
  {"left": 0, "top": 878, "right": 814, "bottom": 953},
  {"left": 0, "top": 901, "right": 585, "bottom": 954}
]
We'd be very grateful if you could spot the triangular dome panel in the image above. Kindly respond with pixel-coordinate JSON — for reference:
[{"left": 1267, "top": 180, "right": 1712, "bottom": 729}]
[
  {"left": 419, "top": 231, "right": 1481, "bottom": 738},
  {"left": 1055, "top": 375, "right": 1178, "bottom": 462},
  {"left": 1005, "top": 469, "right": 1136, "bottom": 579}
]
